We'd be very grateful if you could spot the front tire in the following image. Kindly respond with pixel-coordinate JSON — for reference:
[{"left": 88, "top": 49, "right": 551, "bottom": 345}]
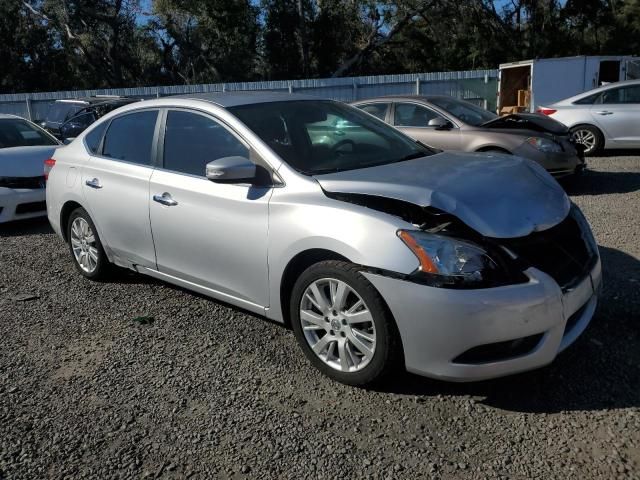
[
  {"left": 290, "top": 260, "right": 401, "bottom": 386},
  {"left": 67, "top": 207, "right": 111, "bottom": 280}
]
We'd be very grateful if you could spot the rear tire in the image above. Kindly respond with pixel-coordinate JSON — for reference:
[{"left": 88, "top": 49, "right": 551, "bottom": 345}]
[
  {"left": 570, "top": 125, "right": 603, "bottom": 157},
  {"left": 290, "top": 260, "right": 401, "bottom": 387},
  {"left": 66, "top": 207, "right": 111, "bottom": 280}
]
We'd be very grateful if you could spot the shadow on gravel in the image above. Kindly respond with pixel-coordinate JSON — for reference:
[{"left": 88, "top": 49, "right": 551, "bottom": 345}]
[
  {"left": 379, "top": 246, "right": 640, "bottom": 414},
  {"left": 592, "top": 149, "right": 640, "bottom": 158},
  {"left": 0, "top": 217, "right": 53, "bottom": 237},
  {"left": 562, "top": 169, "right": 640, "bottom": 195}
]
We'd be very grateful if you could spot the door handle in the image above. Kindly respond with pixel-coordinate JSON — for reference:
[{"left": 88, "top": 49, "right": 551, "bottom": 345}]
[
  {"left": 153, "top": 193, "right": 178, "bottom": 206},
  {"left": 595, "top": 111, "right": 613, "bottom": 115},
  {"left": 85, "top": 178, "right": 102, "bottom": 189}
]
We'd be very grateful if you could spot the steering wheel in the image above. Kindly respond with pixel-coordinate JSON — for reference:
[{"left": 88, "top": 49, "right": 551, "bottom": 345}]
[{"left": 331, "top": 139, "right": 356, "bottom": 155}]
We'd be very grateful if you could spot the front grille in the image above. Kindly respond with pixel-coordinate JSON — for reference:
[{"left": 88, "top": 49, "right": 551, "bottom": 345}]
[
  {"left": 452, "top": 333, "right": 544, "bottom": 364},
  {"left": 0, "top": 176, "right": 46, "bottom": 189},
  {"left": 499, "top": 211, "right": 596, "bottom": 290},
  {"left": 15, "top": 201, "right": 46, "bottom": 214}
]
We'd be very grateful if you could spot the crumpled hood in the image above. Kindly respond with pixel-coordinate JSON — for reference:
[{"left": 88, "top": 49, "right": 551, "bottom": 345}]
[
  {"left": 314, "top": 152, "right": 570, "bottom": 238},
  {"left": 0, "top": 146, "right": 58, "bottom": 177},
  {"left": 482, "top": 113, "right": 569, "bottom": 135}
]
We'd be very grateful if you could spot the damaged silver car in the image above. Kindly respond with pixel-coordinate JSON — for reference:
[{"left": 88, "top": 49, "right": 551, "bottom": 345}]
[{"left": 46, "top": 94, "right": 601, "bottom": 386}]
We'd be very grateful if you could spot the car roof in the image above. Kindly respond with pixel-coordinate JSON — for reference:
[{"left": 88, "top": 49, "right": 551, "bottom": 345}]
[
  {"left": 557, "top": 79, "right": 640, "bottom": 104},
  {"left": 55, "top": 96, "right": 130, "bottom": 105},
  {"left": 0, "top": 114, "right": 21, "bottom": 119},
  {"left": 352, "top": 95, "right": 456, "bottom": 103},
  {"left": 172, "top": 91, "right": 323, "bottom": 108}
]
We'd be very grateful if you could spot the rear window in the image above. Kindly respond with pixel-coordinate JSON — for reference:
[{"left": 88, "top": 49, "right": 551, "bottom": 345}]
[
  {"left": 102, "top": 111, "right": 158, "bottom": 165},
  {"left": 0, "top": 118, "right": 58, "bottom": 148}
]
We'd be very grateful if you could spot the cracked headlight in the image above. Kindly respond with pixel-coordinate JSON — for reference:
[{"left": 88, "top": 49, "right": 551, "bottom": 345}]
[
  {"left": 397, "top": 230, "right": 500, "bottom": 285},
  {"left": 526, "top": 137, "right": 562, "bottom": 153}
]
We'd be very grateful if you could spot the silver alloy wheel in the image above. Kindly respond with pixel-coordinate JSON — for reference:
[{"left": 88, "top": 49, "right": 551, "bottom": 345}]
[
  {"left": 299, "top": 278, "right": 377, "bottom": 372},
  {"left": 70, "top": 217, "right": 99, "bottom": 273},
  {"left": 572, "top": 129, "right": 597, "bottom": 153}
]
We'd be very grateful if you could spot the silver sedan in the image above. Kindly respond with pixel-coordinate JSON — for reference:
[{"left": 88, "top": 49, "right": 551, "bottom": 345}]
[
  {"left": 46, "top": 94, "right": 601, "bottom": 386},
  {"left": 537, "top": 79, "right": 640, "bottom": 155}
]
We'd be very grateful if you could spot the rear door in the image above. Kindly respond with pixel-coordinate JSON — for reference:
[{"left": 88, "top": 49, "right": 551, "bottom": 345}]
[
  {"left": 392, "top": 102, "right": 461, "bottom": 150},
  {"left": 590, "top": 84, "right": 640, "bottom": 147},
  {"left": 81, "top": 109, "right": 160, "bottom": 268}
]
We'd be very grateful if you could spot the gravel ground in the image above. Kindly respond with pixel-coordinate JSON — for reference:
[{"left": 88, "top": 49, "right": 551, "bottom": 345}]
[{"left": 1, "top": 155, "right": 639, "bottom": 479}]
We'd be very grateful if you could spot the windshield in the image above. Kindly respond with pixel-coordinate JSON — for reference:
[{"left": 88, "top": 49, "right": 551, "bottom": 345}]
[
  {"left": 428, "top": 97, "right": 497, "bottom": 126},
  {"left": 0, "top": 118, "right": 58, "bottom": 148},
  {"left": 46, "top": 102, "right": 83, "bottom": 123},
  {"left": 229, "top": 100, "right": 433, "bottom": 175}
]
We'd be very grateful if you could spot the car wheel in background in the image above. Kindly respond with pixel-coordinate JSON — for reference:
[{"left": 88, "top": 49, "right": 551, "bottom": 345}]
[
  {"left": 67, "top": 207, "right": 111, "bottom": 280},
  {"left": 570, "top": 125, "right": 603, "bottom": 157},
  {"left": 290, "top": 260, "right": 401, "bottom": 387}
]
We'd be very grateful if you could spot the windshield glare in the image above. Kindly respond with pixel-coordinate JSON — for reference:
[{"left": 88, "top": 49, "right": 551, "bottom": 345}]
[
  {"left": 229, "top": 100, "right": 432, "bottom": 175},
  {"left": 0, "top": 118, "right": 58, "bottom": 148},
  {"left": 428, "top": 97, "right": 497, "bottom": 126}
]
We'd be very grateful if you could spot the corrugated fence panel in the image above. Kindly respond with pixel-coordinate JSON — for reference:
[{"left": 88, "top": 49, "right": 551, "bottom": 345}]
[{"left": 0, "top": 70, "right": 498, "bottom": 120}]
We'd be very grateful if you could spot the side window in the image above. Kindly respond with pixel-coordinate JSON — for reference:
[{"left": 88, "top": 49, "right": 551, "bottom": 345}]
[
  {"left": 102, "top": 110, "right": 158, "bottom": 165},
  {"left": 163, "top": 110, "right": 249, "bottom": 177},
  {"left": 620, "top": 85, "right": 640, "bottom": 103},
  {"left": 356, "top": 103, "right": 389, "bottom": 121},
  {"left": 598, "top": 86, "right": 640, "bottom": 104},
  {"left": 84, "top": 120, "right": 108, "bottom": 154},
  {"left": 393, "top": 103, "right": 442, "bottom": 127}
]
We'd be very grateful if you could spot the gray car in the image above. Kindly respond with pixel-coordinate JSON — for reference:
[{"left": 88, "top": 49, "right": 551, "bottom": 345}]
[
  {"left": 537, "top": 79, "right": 640, "bottom": 156},
  {"left": 352, "top": 95, "right": 585, "bottom": 178},
  {"left": 46, "top": 93, "right": 601, "bottom": 386}
]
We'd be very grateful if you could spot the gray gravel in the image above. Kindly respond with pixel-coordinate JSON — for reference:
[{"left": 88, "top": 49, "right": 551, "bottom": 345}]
[{"left": 1, "top": 155, "right": 639, "bottom": 479}]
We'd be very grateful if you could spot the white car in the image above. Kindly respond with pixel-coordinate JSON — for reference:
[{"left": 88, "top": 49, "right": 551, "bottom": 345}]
[
  {"left": 0, "top": 114, "right": 60, "bottom": 223},
  {"left": 537, "top": 80, "right": 640, "bottom": 156}
]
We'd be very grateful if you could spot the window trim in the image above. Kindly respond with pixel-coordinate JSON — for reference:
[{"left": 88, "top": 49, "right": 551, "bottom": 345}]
[
  {"left": 84, "top": 108, "right": 162, "bottom": 169},
  {"left": 391, "top": 101, "right": 459, "bottom": 129}
]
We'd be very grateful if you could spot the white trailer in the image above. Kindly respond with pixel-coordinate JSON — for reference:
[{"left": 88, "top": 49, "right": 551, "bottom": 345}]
[{"left": 497, "top": 55, "right": 640, "bottom": 114}]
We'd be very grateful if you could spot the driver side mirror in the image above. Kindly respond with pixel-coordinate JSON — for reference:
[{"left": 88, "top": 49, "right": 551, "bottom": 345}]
[
  {"left": 205, "top": 156, "right": 256, "bottom": 183},
  {"left": 428, "top": 117, "right": 453, "bottom": 130},
  {"left": 63, "top": 137, "right": 75, "bottom": 145}
]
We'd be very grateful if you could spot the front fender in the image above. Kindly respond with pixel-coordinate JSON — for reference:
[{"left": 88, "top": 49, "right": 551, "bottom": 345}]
[{"left": 266, "top": 188, "right": 419, "bottom": 323}]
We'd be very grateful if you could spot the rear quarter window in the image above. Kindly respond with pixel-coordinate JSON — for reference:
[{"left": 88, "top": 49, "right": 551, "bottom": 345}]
[{"left": 84, "top": 121, "right": 108, "bottom": 154}]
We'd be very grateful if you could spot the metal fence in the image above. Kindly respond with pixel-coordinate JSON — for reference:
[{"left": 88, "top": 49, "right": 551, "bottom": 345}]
[{"left": 0, "top": 69, "right": 498, "bottom": 122}]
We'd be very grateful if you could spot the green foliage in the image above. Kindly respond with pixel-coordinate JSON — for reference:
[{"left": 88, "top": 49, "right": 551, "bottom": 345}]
[{"left": 1, "top": 0, "right": 638, "bottom": 93}]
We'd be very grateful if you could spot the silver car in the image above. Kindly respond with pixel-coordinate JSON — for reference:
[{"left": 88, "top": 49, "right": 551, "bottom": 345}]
[
  {"left": 46, "top": 93, "right": 601, "bottom": 386},
  {"left": 352, "top": 95, "right": 585, "bottom": 178},
  {"left": 537, "top": 79, "right": 640, "bottom": 156}
]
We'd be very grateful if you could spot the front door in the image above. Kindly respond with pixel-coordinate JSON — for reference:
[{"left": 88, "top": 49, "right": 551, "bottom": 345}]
[
  {"left": 82, "top": 109, "right": 159, "bottom": 268},
  {"left": 149, "top": 109, "right": 271, "bottom": 309},
  {"left": 392, "top": 102, "right": 461, "bottom": 150}
]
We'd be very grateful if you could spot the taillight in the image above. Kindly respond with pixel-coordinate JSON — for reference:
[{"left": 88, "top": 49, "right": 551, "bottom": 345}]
[
  {"left": 536, "top": 107, "right": 557, "bottom": 116},
  {"left": 44, "top": 158, "right": 56, "bottom": 181}
]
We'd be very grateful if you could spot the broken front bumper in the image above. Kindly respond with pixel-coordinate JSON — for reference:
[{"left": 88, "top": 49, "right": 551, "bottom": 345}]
[{"left": 362, "top": 257, "right": 601, "bottom": 382}]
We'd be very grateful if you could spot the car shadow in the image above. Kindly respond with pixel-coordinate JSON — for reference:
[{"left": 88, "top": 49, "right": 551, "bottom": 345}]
[
  {"left": 376, "top": 245, "right": 640, "bottom": 413},
  {"left": 0, "top": 217, "right": 53, "bottom": 237},
  {"left": 562, "top": 168, "right": 640, "bottom": 195},
  {"left": 593, "top": 149, "right": 640, "bottom": 158}
]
